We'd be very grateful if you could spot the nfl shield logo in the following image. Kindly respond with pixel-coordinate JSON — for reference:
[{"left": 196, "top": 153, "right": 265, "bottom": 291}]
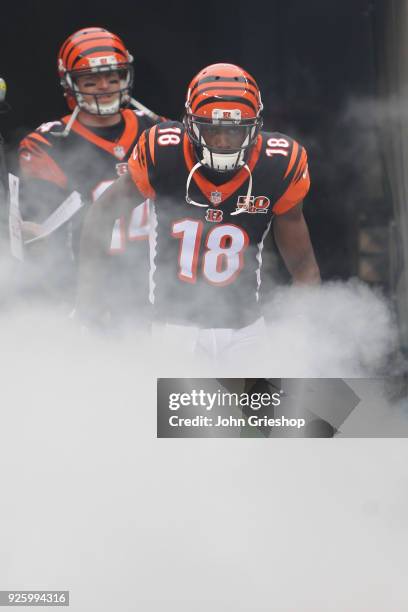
[
  {"left": 210, "top": 191, "right": 222, "bottom": 205},
  {"left": 113, "top": 145, "right": 125, "bottom": 160}
]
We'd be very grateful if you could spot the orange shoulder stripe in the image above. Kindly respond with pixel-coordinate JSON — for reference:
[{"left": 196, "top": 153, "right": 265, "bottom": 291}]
[
  {"left": 30, "top": 132, "right": 52, "bottom": 147},
  {"left": 19, "top": 145, "right": 68, "bottom": 189},
  {"left": 148, "top": 125, "right": 157, "bottom": 166},
  {"left": 284, "top": 140, "right": 299, "bottom": 179},
  {"left": 19, "top": 133, "right": 51, "bottom": 153},
  {"left": 273, "top": 149, "right": 310, "bottom": 216},
  {"left": 127, "top": 130, "right": 156, "bottom": 199},
  {"left": 293, "top": 148, "right": 307, "bottom": 182}
]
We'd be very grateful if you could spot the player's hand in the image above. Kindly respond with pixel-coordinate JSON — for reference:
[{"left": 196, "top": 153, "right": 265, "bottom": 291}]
[{"left": 21, "top": 221, "right": 43, "bottom": 240}]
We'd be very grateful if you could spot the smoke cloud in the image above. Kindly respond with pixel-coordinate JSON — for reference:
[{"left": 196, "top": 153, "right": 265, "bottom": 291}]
[
  {"left": 0, "top": 272, "right": 406, "bottom": 610},
  {"left": 0, "top": 86, "right": 406, "bottom": 611}
]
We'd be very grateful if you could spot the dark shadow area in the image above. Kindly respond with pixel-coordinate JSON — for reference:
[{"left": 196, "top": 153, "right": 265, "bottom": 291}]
[{"left": 0, "top": 0, "right": 391, "bottom": 285}]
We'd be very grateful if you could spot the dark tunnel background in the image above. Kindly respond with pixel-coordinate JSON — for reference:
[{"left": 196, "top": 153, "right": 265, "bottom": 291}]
[{"left": 0, "top": 0, "right": 393, "bottom": 287}]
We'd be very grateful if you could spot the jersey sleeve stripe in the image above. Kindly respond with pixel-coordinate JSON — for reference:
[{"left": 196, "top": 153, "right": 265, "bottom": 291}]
[
  {"left": 19, "top": 137, "right": 41, "bottom": 155},
  {"left": 127, "top": 130, "right": 156, "bottom": 199},
  {"left": 29, "top": 132, "right": 52, "bottom": 147},
  {"left": 273, "top": 148, "right": 310, "bottom": 215},
  {"left": 19, "top": 146, "right": 68, "bottom": 189},
  {"left": 293, "top": 148, "right": 307, "bottom": 183},
  {"left": 121, "top": 109, "right": 139, "bottom": 153},
  {"left": 283, "top": 140, "right": 299, "bottom": 179},
  {"left": 148, "top": 124, "right": 157, "bottom": 166}
]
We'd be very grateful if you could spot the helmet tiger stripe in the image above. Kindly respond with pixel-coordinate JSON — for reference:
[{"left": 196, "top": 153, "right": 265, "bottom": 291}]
[
  {"left": 184, "top": 63, "right": 263, "bottom": 172},
  {"left": 57, "top": 27, "right": 133, "bottom": 115},
  {"left": 186, "top": 63, "right": 262, "bottom": 119}
]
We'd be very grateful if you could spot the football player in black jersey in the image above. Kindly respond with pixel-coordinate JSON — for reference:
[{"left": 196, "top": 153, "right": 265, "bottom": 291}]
[
  {"left": 18, "top": 27, "right": 164, "bottom": 320},
  {"left": 77, "top": 63, "right": 320, "bottom": 357}
]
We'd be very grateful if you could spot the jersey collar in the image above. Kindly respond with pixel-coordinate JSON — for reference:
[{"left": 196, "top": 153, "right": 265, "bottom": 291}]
[
  {"left": 61, "top": 109, "right": 138, "bottom": 159},
  {"left": 183, "top": 133, "right": 263, "bottom": 206}
]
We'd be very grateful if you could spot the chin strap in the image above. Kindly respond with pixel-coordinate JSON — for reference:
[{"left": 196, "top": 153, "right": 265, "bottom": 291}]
[
  {"left": 230, "top": 164, "right": 253, "bottom": 215},
  {"left": 186, "top": 161, "right": 253, "bottom": 211},
  {"left": 51, "top": 105, "right": 80, "bottom": 138},
  {"left": 185, "top": 161, "right": 209, "bottom": 207}
]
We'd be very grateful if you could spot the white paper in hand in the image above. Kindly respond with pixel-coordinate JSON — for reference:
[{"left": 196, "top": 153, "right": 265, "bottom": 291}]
[
  {"left": 8, "top": 173, "right": 24, "bottom": 261},
  {"left": 25, "top": 191, "right": 83, "bottom": 244}
]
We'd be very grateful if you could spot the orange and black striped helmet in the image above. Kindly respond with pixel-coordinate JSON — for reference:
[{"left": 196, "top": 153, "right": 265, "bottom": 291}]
[
  {"left": 184, "top": 63, "right": 263, "bottom": 171},
  {"left": 57, "top": 27, "right": 134, "bottom": 115}
]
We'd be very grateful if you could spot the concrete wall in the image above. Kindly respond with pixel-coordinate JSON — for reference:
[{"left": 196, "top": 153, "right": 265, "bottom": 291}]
[{"left": 375, "top": 0, "right": 408, "bottom": 350}]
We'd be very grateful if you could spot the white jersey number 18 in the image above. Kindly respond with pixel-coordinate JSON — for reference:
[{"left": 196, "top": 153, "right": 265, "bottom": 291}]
[{"left": 171, "top": 219, "right": 248, "bottom": 286}]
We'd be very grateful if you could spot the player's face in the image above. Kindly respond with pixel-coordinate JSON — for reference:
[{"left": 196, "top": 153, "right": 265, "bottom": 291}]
[
  {"left": 75, "top": 71, "right": 121, "bottom": 106},
  {"left": 201, "top": 124, "right": 247, "bottom": 151}
]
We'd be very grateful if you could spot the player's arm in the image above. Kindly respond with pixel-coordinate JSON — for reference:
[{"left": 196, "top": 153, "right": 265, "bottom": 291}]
[
  {"left": 272, "top": 141, "right": 320, "bottom": 285},
  {"left": 273, "top": 202, "right": 320, "bottom": 285},
  {"left": 19, "top": 132, "right": 76, "bottom": 300},
  {"left": 76, "top": 173, "right": 144, "bottom": 320},
  {"left": 76, "top": 129, "right": 156, "bottom": 321},
  {"left": 19, "top": 132, "right": 69, "bottom": 237}
]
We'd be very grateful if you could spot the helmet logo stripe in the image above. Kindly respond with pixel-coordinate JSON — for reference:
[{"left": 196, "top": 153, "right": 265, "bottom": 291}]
[
  {"left": 190, "top": 75, "right": 259, "bottom": 94},
  {"left": 72, "top": 46, "right": 127, "bottom": 67},
  {"left": 193, "top": 96, "right": 257, "bottom": 113}
]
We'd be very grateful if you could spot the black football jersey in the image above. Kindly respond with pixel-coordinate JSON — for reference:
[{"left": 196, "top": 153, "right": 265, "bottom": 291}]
[
  {"left": 19, "top": 108, "right": 159, "bottom": 247},
  {"left": 19, "top": 108, "right": 161, "bottom": 311},
  {"left": 128, "top": 121, "right": 310, "bottom": 328}
]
